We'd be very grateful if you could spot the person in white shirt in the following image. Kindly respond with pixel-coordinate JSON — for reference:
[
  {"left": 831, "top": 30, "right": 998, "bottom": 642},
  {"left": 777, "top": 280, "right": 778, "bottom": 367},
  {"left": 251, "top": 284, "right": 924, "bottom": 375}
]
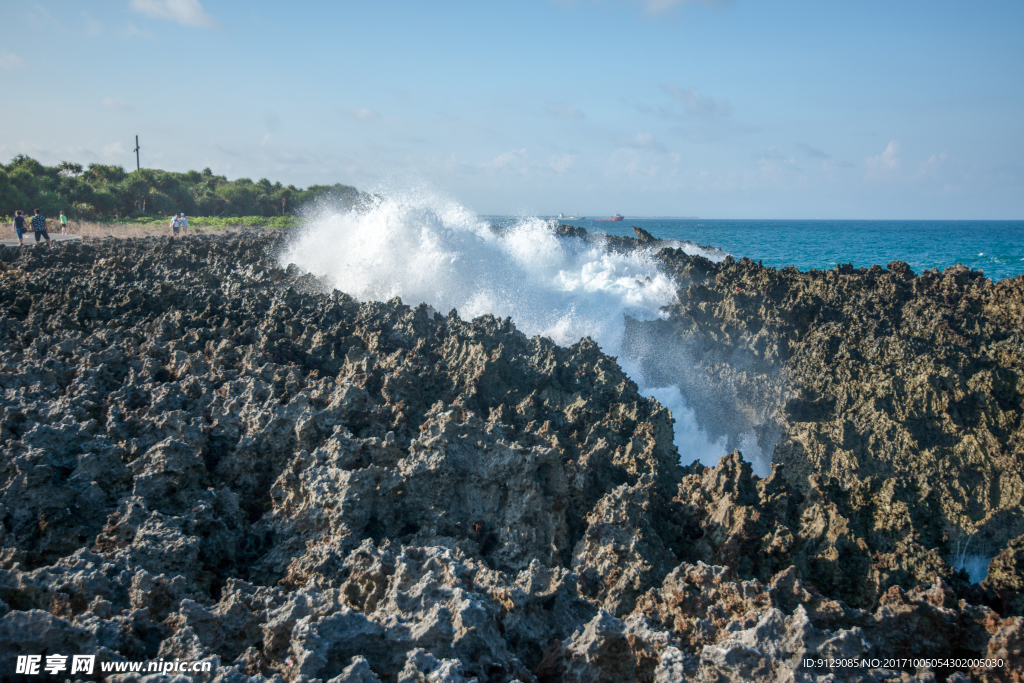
[{"left": 171, "top": 214, "right": 181, "bottom": 237}]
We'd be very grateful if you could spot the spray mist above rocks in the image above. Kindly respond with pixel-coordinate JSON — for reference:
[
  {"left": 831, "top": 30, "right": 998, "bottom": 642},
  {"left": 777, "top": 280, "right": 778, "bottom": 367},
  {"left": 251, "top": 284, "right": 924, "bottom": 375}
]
[{"left": 280, "top": 191, "right": 771, "bottom": 474}]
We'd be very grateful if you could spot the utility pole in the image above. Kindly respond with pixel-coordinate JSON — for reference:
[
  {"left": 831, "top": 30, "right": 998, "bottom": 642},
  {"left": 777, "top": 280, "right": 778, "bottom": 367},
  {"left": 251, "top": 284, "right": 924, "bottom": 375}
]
[{"left": 134, "top": 135, "right": 140, "bottom": 171}]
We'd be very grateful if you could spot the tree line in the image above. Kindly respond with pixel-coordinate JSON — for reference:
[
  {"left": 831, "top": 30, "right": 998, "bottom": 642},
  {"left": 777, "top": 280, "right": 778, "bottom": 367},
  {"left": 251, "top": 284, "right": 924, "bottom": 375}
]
[{"left": 0, "top": 155, "right": 362, "bottom": 219}]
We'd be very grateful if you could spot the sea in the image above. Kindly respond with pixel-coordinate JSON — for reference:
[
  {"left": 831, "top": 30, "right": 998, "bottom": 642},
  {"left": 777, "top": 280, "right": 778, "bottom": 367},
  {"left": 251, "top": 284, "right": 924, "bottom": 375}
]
[{"left": 524, "top": 218, "right": 1024, "bottom": 282}]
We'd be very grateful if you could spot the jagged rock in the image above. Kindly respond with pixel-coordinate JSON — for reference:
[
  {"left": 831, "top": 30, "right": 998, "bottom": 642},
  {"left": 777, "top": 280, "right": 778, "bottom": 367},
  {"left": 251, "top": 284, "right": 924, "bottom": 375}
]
[
  {"left": 983, "top": 533, "right": 1024, "bottom": 617},
  {"left": 635, "top": 561, "right": 775, "bottom": 652},
  {"left": 572, "top": 474, "right": 680, "bottom": 616},
  {"left": 1, "top": 230, "right": 1019, "bottom": 682},
  {"left": 331, "top": 655, "right": 383, "bottom": 682},
  {"left": 695, "top": 605, "right": 864, "bottom": 682},
  {"left": 639, "top": 249, "right": 1024, "bottom": 610},
  {"left": 977, "top": 617, "right": 1024, "bottom": 682},
  {"left": 539, "top": 610, "right": 668, "bottom": 683}
]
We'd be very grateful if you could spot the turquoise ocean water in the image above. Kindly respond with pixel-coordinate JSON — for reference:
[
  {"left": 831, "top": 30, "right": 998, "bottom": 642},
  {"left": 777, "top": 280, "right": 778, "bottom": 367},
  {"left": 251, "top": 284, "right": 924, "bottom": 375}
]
[{"left": 540, "top": 219, "right": 1024, "bottom": 282}]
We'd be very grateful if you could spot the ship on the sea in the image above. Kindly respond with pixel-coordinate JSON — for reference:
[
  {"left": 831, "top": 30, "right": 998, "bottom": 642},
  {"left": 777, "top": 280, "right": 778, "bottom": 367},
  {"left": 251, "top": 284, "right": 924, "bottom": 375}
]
[
  {"left": 558, "top": 213, "right": 583, "bottom": 220},
  {"left": 596, "top": 214, "right": 624, "bottom": 222}
]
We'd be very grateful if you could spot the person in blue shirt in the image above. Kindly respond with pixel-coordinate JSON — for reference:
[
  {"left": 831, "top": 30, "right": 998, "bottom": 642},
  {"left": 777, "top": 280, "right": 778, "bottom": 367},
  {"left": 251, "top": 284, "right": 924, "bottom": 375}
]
[
  {"left": 30, "top": 209, "right": 51, "bottom": 247},
  {"left": 13, "top": 211, "right": 26, "bottom": 246}
]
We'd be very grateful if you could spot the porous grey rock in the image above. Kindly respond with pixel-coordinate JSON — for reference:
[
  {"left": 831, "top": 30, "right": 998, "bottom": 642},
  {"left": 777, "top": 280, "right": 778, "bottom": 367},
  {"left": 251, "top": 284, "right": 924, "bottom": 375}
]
[
  {"left": 638, "top": 248, "right": 1024, "bottom": 609},
  {"left": 0, "top": 229, "right": 1019, "bottom": 682}
]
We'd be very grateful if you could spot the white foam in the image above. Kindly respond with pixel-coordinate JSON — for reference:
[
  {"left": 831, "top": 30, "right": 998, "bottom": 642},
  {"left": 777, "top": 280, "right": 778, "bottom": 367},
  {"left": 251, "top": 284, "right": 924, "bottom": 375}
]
[
  {"left": 663, "top": 239, "right": 729, "bottom": 263},
  {"left": 955, "top": 554, "right": 990, "bottom": 585},
  {"left": 644, "top": 384, "right": 729, "bottom": 468},
  {"left": 281, "top": 191, "right": 734, "bottom": 468},
  {"left": 951, "top": 535, "right": 992, "bottom": 584},
  {"left": 738, "top": 430, "right": 772, "bottom": 478}
]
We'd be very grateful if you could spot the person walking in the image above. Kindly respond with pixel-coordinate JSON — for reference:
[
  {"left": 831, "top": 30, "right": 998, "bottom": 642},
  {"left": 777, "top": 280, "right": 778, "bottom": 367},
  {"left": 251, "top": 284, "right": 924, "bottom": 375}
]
[
  {"left": 179, "top": 213, "right": 188, "bottom": 235},
  {"left": 13, "top": 211, "right": 26, "bottom": 246},
  {"left": 170, "top": 213, "right": 180, "bottom": 237},
  {"left": 31, "top": 209, "right": 51, "bottom": 247},
  {"left": 59, "top": 210, "right": 68, "bottom": 234}
]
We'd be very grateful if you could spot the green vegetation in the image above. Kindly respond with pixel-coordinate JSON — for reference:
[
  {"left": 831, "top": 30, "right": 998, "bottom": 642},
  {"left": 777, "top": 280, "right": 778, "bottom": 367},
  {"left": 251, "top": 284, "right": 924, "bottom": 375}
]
[
  {"left": 0, "top": 155, "right": 362, "bottom": 220},
  {"left": 102, "top": 215, "right": 300, "bottom": 230}
]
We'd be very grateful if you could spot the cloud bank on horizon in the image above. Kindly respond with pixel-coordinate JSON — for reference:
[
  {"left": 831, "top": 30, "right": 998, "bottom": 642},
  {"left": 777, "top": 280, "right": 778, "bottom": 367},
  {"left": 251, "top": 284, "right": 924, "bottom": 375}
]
[{"left": 0, "top": 0, "right": 1021, "bottom": 219}]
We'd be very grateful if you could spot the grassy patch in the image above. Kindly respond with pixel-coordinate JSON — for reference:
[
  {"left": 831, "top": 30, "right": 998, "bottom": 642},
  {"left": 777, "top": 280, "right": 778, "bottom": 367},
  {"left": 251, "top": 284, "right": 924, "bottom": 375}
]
[{"left": 98, "top": 215, "right": 300, "bottom": 230}]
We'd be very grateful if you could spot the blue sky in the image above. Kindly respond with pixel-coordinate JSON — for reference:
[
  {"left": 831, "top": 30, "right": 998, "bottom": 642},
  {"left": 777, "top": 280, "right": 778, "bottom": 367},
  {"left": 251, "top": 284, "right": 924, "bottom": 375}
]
[{"left": 2, "top": 0, "right": 1022, "bottom": 218}]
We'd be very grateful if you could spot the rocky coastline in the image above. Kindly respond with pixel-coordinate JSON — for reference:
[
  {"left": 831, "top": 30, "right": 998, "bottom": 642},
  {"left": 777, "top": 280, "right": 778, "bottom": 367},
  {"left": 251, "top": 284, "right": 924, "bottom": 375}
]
[{"left": 0, "top": 228, "right": 1021, "bottom": 682}]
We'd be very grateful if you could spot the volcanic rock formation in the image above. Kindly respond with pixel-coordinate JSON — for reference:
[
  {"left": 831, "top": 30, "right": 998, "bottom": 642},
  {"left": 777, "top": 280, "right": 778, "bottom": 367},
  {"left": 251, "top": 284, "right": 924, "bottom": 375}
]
[
  {"left": 632, "top": 229, "right": 1024, "bottom": 596},
  {"left": 0, "top": 229, "right": 1021, "bottom": 682}
]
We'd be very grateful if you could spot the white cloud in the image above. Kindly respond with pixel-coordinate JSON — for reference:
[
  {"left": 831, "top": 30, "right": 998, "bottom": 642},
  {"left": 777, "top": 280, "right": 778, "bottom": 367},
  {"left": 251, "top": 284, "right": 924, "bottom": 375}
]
[
  {"left": 120, "top": 22, "right": 154, "bottom": 40},
  {"left": 865, "top": 140, "right": 901, "bottom": 178},
  {"left": 757, "top": 147, "right": 795, "bottom": 175},
  {"left": 27, "top": 3, "right": 65, "bottom": 31},
  {"left": 0, "top": 51, "right": 26, "bottom": 70},
  {"left": 549, "top": 154, "right": 575, "bottom": 173},
  {"left": 82, "top": 12, "right": 102, "bottom": 36},
  {"left": 555, "top": 0, "right": 729, "bottom": 16},
  {"left": 607, "top": 147, "right": 659, "bottom": 178},
  {"left": 261, "top": 134, "right": 272, "bottom": 146},
  {"left": 918, "top": 151, "right": 948, "bottom": 177},
  {"left": 346, "top": 107, "right": 382, "bottom": 121},
  {"left": 24, "top": 5, "right": 101, "bottom": 36},
  {"left": 101, "top": 97, "right": 132, "bottom": 111},
  {"left": 546, "top": 101, "right": 585, "bottom": 119},
  {"left": 129, "top": 0, "right": 219, "bottom": 29},
  {"left": 66, "top": 146, "right": 100, "bottom": 161},
  {"left": 758, "top": 148, "right": 788, "bottom": 161},
  {"left": 623, "top": 133, "right": 666, "bottom": 153},
  {"left": 103, "top": 142, "right": 127, "bottom": 159},
  {"left": 480, "top": 149, "right": 527, "bottom": 173},
  {"left": 662, "top": 83, "right": 731, "bottom": 118},
  {"left": 638, "top": 0, "right": 728, "bottom": 16}
]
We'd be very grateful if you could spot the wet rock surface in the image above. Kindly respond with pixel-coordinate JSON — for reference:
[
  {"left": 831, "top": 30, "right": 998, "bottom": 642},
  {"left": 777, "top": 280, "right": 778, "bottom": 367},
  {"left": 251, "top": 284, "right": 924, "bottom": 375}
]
[{"left": 0, "top": 230, "right": 1021, "bottom": 682}]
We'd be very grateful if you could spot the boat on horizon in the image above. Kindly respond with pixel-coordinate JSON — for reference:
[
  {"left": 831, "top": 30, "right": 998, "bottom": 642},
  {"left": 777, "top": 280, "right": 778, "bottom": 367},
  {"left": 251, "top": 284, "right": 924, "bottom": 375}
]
[
  {"left": 595, "top": 214, "right": 624, "bottom": 222},
  {"left": 558, "top": 213, "right": 583, "bottom": 220}
]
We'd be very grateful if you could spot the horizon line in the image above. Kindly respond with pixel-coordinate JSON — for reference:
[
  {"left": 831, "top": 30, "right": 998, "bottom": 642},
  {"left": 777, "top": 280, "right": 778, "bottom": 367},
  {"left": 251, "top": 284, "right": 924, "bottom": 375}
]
[{"left": 481, "top": 215, "right": 1024, "bottom": 222}]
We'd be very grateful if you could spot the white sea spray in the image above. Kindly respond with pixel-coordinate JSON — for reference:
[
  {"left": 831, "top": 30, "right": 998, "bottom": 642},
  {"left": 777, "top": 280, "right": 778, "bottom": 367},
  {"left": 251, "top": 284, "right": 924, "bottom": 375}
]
[
  {"left": 952, "top": 534, "right": 992, "bottom": 585},
  {"left": 280, "top": 190, "right": 767, "bottom": 472}
]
